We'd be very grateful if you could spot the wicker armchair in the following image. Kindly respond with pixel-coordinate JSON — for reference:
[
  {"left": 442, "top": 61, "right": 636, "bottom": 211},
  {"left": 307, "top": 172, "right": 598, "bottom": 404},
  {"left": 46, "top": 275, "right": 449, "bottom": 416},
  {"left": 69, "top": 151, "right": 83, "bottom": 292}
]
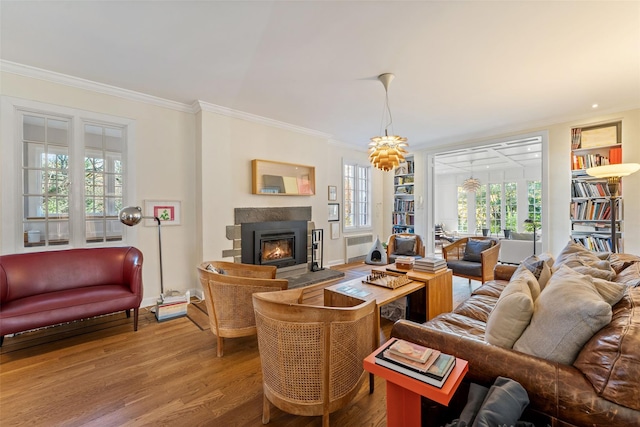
[
  {"left": 252, "top": 288, "right": 377, "bottom": 427},
  {"left": 197, "top": 261, "right": 288, "bottom": 357},
  {"left": 442, "top": 237, "right": 500, "bottom": 284},
  {"left": 386, "top": 233, "right": 426, "bottom": 263}
]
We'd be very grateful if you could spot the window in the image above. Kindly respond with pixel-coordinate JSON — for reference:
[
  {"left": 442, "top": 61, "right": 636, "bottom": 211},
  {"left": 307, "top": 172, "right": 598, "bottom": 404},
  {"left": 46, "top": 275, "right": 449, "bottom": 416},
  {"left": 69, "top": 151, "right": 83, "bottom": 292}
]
[
  {"left": 488, "top": 183, "right": 502, "bottom": 234},
  {"left": 527, "top": 180, "right": 542, "bottom": 226},
  {"left": 504, "top": 182, "right": 518, "bottom": 231},
  {"left": 456, "top": 186, "right": 468, "bottom": 232},
  {"left": 475, "top": 185, "right": 487, "bottom": 233},
  {"left": 4, "top": 99, "right": 132, "bottom": 251},
  {"left": 343, "top": 162, "right": 371, "bottom": 230}
]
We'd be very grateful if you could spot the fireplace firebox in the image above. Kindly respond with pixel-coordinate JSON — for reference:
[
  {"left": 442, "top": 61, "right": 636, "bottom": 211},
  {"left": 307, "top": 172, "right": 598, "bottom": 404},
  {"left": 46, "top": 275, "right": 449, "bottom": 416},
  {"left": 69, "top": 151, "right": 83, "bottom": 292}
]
[{"left": 241, "top": 220, "right": 307, "bottom": 269}]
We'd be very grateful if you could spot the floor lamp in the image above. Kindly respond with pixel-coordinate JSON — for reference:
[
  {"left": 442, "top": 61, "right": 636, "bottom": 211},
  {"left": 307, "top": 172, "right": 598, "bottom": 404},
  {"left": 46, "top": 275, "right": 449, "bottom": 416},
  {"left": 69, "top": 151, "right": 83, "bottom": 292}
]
[
  {"left": 119, "top": 206, "right": 164, "bottom": 295},
  {"left": 586, "top": 163, "right": 640, "bottom": 253}
]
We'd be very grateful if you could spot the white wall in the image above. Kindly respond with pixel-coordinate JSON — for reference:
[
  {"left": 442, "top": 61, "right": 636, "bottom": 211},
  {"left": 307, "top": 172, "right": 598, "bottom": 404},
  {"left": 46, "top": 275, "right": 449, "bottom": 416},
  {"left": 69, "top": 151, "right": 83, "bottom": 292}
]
[{"left": 0, "top": 71, "right": 375, "bottom": 306}]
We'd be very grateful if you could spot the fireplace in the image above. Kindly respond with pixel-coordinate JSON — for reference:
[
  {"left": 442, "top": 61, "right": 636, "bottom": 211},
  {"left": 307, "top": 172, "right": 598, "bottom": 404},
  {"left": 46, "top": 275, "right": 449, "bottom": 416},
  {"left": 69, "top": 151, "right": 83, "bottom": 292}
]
[{"left": 241, "top": 220, "right": 307, "bottom": 269}]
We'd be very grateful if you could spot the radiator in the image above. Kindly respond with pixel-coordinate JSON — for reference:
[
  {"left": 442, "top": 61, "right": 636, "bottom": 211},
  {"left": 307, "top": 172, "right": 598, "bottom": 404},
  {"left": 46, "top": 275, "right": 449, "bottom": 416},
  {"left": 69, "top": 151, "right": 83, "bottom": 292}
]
[{"left": 344, "top": 233, "right": 374, "bottom": 263}]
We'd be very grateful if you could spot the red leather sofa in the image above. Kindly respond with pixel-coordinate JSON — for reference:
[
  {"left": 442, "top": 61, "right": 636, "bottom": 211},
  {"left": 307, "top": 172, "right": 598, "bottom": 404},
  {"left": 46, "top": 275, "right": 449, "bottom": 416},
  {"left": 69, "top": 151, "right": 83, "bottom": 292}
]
[{"left": 0, "top": 247, "right": 143, "bottom": 346}]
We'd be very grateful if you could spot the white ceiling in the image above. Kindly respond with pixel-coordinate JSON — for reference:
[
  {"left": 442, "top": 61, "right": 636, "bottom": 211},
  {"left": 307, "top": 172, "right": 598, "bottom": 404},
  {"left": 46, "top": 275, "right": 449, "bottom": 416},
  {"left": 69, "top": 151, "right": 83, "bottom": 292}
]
[{"left": 1, "top": 1, "right": 639, "bottom": 152}]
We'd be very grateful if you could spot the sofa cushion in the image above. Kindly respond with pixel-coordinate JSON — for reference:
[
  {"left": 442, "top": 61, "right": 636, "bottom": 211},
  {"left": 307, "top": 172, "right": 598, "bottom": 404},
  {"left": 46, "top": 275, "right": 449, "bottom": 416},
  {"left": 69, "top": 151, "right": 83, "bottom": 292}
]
[
  {"left": 393, "top": 236, "right": 417, "bottom": 256},
  {"left": 609, "top": 253, "right": 640, "bottom": 274},
  {"left": 561, "top": 253, "right": 616, "bottom": 281},
  {"left": 513, "top": 265, "right": 612, "bottom": 365},
  {"left": 615, "top": 262, "right": 640, "bottom": 287},
  {"left": 472, "top": 376, "right": 530, "bottom": 427},
  {"left": 453, "top": 294, "right": 498, "bottom": 323},
  {"left": 471, "top": 280, "right": 507, "bottom": 298},
  {"left": 510, "top": 232, "right": 536, "bottom": 241},
  {"left": 485, "top": 274, "right": 534, "bottom": 348},
  {"left": 573, "top": 287, "right": 640, "bottom": 412},
  {"left": 514, "top": 258, "right": 546, "bottom": 296},
  {"left": 592, "top": 278, "right": 627, "bottom": 306},
  {"left": 462, "top": 239, "right": 493, "bottom": 262}
]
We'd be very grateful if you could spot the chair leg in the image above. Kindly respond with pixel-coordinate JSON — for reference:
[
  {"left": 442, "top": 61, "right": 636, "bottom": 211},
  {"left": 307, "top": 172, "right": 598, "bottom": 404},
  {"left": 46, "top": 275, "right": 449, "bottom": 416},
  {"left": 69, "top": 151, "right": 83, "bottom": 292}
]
[
  {"left": 322, "top": 412, "right": 329, "bottom": 427},
  {"left": 133, "top": 308, "right": 139, "bottom": 331},
  {"left": 125, "top": 309, "right": 131, "bottom": 318},
  {"left": 217, "top": 336, "right": 224, "bottom": 357},
  {"left": 262, "top": 394, "right": 270, "bottom": 424}
]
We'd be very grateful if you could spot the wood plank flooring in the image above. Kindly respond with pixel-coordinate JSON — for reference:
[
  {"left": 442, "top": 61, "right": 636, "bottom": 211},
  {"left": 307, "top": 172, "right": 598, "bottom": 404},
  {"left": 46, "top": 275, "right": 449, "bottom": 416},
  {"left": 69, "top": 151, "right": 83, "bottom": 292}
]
[{"left": 0, "top": 262, "right": 477, "bottom": 427}]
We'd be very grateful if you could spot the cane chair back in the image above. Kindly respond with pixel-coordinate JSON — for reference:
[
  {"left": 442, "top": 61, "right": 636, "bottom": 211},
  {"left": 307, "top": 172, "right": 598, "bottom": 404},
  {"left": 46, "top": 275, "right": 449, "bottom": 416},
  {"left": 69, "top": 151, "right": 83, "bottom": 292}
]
[
  {"left": 197, "top": 261, "right": 288, "bottom": 357},
  {"left": 253, "top": 288, "right": 377, "bottom": 427}
]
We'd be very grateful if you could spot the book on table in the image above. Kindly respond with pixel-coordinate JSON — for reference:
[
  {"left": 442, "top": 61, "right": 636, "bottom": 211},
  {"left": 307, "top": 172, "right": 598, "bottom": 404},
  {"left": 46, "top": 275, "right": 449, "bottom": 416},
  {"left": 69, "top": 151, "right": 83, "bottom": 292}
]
[
  {"left": 374, "top": 340, "right": 456, "bottom": 388},
  {"left": 387, "top": 339, "right": 434, "bottom": 364}
]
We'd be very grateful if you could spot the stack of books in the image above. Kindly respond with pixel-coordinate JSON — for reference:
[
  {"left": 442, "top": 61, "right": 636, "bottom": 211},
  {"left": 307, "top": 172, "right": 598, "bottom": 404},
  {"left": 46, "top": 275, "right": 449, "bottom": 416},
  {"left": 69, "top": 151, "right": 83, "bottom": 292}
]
[
  {"left": 374, "top": 338, "right": 456, "bottom": 388},
  {"left": 395, "top": 256, "right": 415, "bottom": 270},
  {"left": 156, "top": 291, "right": 189, "bottom": 321},
  {"left": 414, "top": 257, "right": 447, "bottom": 273}
]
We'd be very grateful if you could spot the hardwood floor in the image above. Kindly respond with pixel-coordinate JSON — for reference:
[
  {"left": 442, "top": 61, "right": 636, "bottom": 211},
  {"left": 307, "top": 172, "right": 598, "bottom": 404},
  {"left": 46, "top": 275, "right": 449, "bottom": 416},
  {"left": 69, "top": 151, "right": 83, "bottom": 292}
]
[{"left": 0, "top": 262, "right": 477, "bottom": 427}]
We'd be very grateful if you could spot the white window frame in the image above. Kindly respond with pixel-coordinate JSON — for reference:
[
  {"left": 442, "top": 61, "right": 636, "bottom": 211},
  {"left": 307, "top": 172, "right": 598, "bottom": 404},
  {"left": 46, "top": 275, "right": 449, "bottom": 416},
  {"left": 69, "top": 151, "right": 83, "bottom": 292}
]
[
  {"left": 1, "top": 96, "right": 136, "bottom": 253},
  {"left": 342, "top": 160, "right": 372, "bottom": 231}
]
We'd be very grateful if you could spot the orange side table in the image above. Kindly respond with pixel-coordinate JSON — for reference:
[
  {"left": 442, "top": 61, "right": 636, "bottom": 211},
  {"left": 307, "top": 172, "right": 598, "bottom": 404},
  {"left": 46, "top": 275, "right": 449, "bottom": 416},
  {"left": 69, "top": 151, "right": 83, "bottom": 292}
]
[{"left": 363, "top": 338, "right": 468, "bottom": 427}]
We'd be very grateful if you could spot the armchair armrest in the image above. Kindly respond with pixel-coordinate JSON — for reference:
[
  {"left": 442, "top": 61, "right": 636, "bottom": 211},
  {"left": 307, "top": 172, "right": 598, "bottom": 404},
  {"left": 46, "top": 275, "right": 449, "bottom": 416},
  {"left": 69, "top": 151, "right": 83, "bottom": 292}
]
[
  {"left": 442, "top": 238, "right": 466, "bottom": 261},
  {"left": 480, "top": 243, "right": 501, "bottom": 282}
]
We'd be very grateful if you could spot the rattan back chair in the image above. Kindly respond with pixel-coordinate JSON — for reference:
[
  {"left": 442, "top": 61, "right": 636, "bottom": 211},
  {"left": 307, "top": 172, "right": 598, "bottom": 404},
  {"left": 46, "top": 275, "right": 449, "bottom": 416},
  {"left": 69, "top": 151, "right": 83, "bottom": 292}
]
[
  {"left": 197, "top": 261, "right": 288, "bottom": 357},
  {"left": 442, "top": 236, "right": 500, "bottom": 283},
  {"left": 252, "top": 288, "right": 377, "bottom": 427}
]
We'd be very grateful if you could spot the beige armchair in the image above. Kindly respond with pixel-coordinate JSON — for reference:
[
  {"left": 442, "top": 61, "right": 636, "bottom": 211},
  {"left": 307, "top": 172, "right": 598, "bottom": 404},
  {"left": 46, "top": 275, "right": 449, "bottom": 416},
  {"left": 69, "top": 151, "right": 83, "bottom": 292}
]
[
  {"left": 442, "top": 237, "right": 500, "bottom": 283},
  {"left": 252, "top": 288, "right": 377, "bottom": 427},
  {"left": 197, "top": 261, "right": 288, "bottom": 357}
]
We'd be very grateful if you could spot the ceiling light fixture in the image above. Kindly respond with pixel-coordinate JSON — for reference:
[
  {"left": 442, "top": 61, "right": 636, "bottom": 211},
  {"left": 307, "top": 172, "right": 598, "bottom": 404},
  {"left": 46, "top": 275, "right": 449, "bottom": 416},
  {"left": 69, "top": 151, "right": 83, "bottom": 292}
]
[
  {"left": 368, "top": 73, "right": 408, "bottom": 172},
  {"left": 462, "top": 160, "right": 481, "bottom": 192}
]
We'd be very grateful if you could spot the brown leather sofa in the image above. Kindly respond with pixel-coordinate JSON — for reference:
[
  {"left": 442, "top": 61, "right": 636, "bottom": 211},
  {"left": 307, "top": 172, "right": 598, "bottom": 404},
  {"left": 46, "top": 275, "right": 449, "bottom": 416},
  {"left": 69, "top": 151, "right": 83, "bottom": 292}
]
[
  {"left": 391, "top": 263, "right": 640, "bottom": 426},
  {"left": 0, "top": 247, "right": 144, "bottom": 346}
]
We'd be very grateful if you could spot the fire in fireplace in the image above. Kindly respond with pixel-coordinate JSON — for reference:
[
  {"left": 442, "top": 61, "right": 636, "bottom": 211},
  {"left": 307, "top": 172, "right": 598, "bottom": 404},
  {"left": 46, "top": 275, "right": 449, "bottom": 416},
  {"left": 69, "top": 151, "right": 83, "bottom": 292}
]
[
  {"left": 241, "top": 220, "right": 308, "bottom": 269},
  {"left": 260, "top": 233, "right": 295, "bottom": 265}
]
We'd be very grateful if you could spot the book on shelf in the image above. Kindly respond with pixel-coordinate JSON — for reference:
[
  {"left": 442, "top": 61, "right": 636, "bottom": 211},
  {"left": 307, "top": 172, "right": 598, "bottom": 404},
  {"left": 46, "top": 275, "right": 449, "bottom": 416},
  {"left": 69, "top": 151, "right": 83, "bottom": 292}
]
[
  {"left": 387, "top": 339, "right": 433, "bottom": 363},
  {"left": 374, "top": 340, "right": 456, "bottom": 388}
]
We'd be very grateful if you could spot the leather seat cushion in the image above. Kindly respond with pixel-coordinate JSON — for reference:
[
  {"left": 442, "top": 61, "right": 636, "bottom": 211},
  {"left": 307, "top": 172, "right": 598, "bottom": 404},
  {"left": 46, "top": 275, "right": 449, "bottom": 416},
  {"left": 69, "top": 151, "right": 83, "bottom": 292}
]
[
  {"left": 0, "top": 285, "right": 138, "bottom": 335},
  {"left": 453, "top": 294, "right": 498, "bottom": 323},
  {"left": 573, "top": 287, "right": 640, "bottom": 411}
]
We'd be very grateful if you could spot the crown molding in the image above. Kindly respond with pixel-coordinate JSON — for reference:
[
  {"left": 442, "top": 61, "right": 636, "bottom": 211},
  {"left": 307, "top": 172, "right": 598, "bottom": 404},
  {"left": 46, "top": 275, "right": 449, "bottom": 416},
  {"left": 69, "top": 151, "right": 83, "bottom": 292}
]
[
  {"left": 1, "top": 61, "right": 335, "bottom": 139},
  {"left": 0, "top": 60, "right": 196, "bottom": 113},
  {"left": 194, "top": 100, "right": 333, "bottom": 140}
]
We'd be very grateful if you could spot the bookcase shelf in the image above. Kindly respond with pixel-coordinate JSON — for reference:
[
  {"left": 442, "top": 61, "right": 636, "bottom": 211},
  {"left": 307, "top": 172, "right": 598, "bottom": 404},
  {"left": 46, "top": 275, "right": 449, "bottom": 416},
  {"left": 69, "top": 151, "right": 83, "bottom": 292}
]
[
  {"left": 570, "top": 121, "right": 623, "bottom": 252},
  {"left": 393, "top": 156, "right": 415, "bottom": 234}
]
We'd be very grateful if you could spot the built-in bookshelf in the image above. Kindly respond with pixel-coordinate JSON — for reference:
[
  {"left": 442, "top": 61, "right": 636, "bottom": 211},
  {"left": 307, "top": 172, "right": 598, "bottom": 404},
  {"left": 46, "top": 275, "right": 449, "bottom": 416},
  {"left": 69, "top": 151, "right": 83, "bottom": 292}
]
[
  {"left": 393, "top": 156, "right": 415, "bottom": 234},
  {"left": 570, "top": 121, "right": 623, "bottom": 252}
]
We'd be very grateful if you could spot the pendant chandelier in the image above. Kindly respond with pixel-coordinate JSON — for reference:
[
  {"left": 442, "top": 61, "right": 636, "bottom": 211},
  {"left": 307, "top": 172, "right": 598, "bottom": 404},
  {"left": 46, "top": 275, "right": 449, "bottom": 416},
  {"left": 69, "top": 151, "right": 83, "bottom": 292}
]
[
  {"left": 368, "top": 73, "right": 408, "bottom": 172},
  {"left": 462, "top": 160, "right": 481, "bottom": 192}
]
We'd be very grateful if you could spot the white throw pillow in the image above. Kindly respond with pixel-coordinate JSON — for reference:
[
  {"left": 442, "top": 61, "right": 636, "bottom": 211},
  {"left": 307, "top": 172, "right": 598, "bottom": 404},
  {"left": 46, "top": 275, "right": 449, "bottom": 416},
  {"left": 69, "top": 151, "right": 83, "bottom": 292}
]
[
  {"left": 513, "top": 265, "right": 612, "bottom": 365},
  {"left": 485, "top": 276, "right": 534, "bottom": 348}
]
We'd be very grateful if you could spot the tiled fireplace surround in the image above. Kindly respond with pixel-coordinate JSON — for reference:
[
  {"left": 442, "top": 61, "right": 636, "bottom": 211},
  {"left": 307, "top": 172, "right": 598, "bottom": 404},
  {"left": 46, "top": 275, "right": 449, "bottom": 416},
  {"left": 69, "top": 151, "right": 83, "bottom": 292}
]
[{"left": 222, "top": 206, "right": 315, "bottom": 277}]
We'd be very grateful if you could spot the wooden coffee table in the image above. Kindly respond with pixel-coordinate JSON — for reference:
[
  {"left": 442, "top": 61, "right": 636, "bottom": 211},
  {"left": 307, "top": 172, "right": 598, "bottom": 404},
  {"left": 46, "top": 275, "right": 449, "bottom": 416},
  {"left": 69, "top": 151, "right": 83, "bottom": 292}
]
[
  {"left": 372, "top": 263, "right": 453, "bottom": 321},
  {"left": 324, "top": 277, "right": 425, "bottom": 344}
]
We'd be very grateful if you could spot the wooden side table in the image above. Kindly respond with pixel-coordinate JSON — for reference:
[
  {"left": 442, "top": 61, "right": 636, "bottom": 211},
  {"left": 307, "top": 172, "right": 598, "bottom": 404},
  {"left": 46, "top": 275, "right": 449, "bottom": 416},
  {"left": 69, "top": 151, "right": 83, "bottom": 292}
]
[
  {"left": 373, "top": 264, "right": 453, "bottom": 321},
  {"left": 364, "top": 338, "right": 468, "bottom": 427}
]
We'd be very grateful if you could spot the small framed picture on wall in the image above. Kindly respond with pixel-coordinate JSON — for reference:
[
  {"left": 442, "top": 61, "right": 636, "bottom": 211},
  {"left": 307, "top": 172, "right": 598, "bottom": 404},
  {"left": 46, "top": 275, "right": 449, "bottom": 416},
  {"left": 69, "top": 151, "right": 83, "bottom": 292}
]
[
  {"left": 328, "top": 203, "right": 340, "bottom": 222},
  {"left": 328, "top": 185, "right": 337, "bottom": 201}
]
